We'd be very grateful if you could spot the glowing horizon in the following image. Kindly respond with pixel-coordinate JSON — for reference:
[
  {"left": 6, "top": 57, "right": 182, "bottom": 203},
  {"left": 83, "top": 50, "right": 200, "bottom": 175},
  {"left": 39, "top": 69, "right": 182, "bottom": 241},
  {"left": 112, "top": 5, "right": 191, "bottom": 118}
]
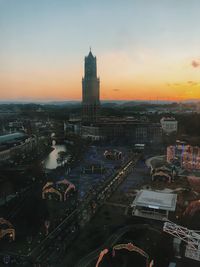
[{"left": 1, "top": 0, "right": 200, "bottom": 102}]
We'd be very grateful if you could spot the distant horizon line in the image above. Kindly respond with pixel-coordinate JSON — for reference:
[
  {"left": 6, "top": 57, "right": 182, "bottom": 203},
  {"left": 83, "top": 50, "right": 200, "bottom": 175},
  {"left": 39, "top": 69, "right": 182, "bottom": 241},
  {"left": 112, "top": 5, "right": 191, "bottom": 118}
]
[{"left": 0, "top": 99, "right": 200, "bottom": 104}]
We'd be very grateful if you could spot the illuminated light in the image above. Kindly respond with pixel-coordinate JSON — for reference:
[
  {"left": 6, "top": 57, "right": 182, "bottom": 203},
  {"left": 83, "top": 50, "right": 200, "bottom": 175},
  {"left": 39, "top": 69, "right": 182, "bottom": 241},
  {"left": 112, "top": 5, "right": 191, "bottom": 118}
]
[
  {"left": 109, "top": 242, "right": 151, "bottom": 267},
  {"left": 148, "top": 205, "right": 159, "bottom": 209}
]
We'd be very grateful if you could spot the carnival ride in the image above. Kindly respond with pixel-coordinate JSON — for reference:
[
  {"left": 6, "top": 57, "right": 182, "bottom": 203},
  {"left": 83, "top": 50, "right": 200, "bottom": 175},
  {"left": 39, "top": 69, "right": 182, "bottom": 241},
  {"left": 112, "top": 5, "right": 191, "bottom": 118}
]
[
  {"left": 94, "top": 216, "right": 200, "bottom": 266},
  {"left": 42, "top": 178, "right": 75, "bottom": 201},
  {"left": 95, "top": 242, "right": 153, "bottom": 267},
  {"left": 152, "top": 170, "right": 172, "bottom": 183},
  {"left": 0, "top": 218, "right": 15, "bottom": 241},
  {"left": 94, "top": 221, "right": 200, "bottom": 266},
  {"left": 167, "top": 144, "right": 200, "bottom": 170}
]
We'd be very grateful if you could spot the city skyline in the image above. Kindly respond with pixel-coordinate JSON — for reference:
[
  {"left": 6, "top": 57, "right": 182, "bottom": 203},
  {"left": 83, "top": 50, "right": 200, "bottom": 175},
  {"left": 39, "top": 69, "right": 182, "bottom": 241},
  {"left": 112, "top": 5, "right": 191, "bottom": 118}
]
[{"left": 1, "top": 0, "right": 200, "bottom": 101}]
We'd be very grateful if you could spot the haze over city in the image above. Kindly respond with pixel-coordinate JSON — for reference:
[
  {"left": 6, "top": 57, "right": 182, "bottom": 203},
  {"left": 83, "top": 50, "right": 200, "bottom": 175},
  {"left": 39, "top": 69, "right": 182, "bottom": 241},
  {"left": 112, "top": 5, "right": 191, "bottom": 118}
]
[{"left": 1, "top": 0, "right": 200, "bottom": 102}]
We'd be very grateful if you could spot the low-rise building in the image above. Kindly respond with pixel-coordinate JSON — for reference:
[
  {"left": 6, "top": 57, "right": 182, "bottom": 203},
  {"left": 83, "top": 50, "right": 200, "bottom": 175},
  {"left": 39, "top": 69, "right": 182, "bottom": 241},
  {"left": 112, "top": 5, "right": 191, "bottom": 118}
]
[
  {"left": 131, "top": 190, "right": 177, "bottom": 220},
  {"left": 0, "top": 132, "right": 49, "bottom": 164},
  {"left": 160, "top": 117, "right": 178, "bottom": 134},
  {"left": 80, "top": 118, "right": 162, "bottom": 143}
]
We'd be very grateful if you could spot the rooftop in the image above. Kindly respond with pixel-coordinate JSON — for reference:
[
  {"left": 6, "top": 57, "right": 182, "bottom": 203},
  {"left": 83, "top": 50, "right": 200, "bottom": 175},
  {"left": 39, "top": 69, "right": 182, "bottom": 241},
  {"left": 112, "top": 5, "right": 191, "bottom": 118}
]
[
  {"left": 0, "top": 132, "right": 27, "bottom": 144},
  {"left": 132, "top": 190, "right": 177, "bottom": 211},
  {"left": 161, "top": 117, "right": 176, "bottom": 121}
]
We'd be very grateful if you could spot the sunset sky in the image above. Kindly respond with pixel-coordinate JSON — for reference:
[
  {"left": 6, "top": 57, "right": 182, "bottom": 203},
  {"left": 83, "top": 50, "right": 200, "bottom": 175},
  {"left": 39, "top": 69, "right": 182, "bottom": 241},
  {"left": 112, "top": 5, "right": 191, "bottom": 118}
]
[{"left": 1, "top": 0, "right": 200, "bottom": 101}]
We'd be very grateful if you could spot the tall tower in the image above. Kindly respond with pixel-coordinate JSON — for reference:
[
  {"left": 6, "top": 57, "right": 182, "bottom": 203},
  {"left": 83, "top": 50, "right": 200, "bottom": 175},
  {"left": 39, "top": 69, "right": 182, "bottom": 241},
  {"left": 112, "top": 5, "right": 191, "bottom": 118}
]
[{"left": 82, "top": 50, "right": 100, "bottom": 124}]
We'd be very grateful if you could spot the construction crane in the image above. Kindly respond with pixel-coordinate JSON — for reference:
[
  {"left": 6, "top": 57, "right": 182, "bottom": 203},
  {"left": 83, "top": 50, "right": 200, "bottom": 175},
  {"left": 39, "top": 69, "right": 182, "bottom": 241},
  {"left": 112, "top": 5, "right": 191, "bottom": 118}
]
[{"left": 163, "top": 221, "right": 200, "bottom": 261}]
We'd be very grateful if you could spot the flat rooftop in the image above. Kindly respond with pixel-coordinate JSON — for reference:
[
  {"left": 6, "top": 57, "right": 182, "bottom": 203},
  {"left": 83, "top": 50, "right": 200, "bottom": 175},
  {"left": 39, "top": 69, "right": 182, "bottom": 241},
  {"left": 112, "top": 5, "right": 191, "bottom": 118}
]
[
  {"left": 132, "top": 190, "right": 177, "bottom": 211},
  {"left": 0, "top": 132, "right": 27, "bottom": 144}
]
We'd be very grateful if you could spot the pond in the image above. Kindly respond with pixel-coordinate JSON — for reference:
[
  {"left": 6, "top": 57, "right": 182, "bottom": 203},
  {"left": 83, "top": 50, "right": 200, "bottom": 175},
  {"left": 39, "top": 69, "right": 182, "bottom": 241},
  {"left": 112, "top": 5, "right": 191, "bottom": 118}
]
[{"left": 43, "top": 144, "right": 67, "bottom": 170}]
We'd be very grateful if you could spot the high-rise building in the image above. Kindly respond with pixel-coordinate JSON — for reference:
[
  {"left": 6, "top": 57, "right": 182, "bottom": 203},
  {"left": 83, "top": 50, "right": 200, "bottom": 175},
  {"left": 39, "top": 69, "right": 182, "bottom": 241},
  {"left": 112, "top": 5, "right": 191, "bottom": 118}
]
[{"left": 82, "top": 50, "right": 100, "bottom": 124}]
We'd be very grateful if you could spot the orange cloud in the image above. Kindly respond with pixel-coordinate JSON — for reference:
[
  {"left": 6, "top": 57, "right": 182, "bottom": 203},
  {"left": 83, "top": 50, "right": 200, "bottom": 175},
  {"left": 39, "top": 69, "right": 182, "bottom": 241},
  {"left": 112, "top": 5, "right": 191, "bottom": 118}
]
[{"left": 191, "top": 60, "right": 200, "bottom": 68}]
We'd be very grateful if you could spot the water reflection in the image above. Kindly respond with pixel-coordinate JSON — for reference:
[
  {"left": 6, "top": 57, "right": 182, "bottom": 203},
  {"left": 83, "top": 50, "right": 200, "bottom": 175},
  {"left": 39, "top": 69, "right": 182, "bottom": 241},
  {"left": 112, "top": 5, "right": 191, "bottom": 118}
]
[{"left": 43, "top": 144, "right": 67, "bottom": 170}]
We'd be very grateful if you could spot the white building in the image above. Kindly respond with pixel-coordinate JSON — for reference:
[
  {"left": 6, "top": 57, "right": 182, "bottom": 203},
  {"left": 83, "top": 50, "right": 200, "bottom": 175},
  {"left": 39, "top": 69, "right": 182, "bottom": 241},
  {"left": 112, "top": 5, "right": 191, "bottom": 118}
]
[
  {"left": 131, "top": 190, "right": 177, "bottom": 220},
  {"left": 160, "top": 117, "right": 178, "bottom": 134}
]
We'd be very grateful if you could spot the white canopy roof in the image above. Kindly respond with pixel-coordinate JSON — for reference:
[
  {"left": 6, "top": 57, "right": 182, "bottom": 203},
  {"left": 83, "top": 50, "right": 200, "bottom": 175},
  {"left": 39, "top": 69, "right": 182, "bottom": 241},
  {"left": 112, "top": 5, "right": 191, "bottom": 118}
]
[{"left": 132, "top": 190, "right": 177, "bottom": 211}]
